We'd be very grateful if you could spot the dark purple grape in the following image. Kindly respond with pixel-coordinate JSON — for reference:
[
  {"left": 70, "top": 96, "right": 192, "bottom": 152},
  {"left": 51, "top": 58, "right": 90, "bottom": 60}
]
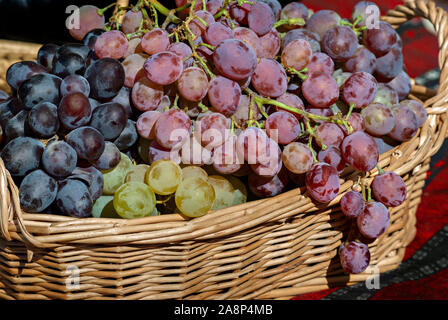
[
  {"left": 341, "top": 131, "right": 378, "bottom": 172},
  {"left": 357, "top": 201, "right": 390, "bottom": 239},
  {"left": 37, "top": 44, "right": 60, "bottom": 71},
  {"left": 89, "top": 102, "right": 127, "bottom": 140},
  {"left": 305, "top": 162, "right": 340, "bottom": 203},
  {"left": 28, "top": 102, "right": 59, "bottom": 138},
  {"left": 17, "top": 73, "right": 62, "bottom": 110},
  {"left": 60, "top": 74, "right": 90, "bottom": 97},
  {"left": 363, "top": 21, "right": 398, "bottom": 57},
  {"left": 52, "top": 53, "right": 86, "bottom": 78},
  {"left": 82, "top": 28, "right": 106, "bottom": 50},
  {"left": 374, "top": 46, "right": 403, "bottom": 82},
  {"left": 85, "top": 58, "right": 125, "bottom": 101},
  {"left": 56, "top": 179, "right": 92, "bottom": 217},
  {"left": 113, "top": 120, "right": 138, "bottom": 151},
  {"left": 248, "top": 168, "right": 289, "bottom": 197},
  {"left": 70, "top": 166, "right": 103, "bottom": 201},
  {"left": 322, "top": 26, "right": 358, "bottom": 62},
  {"left": 111, "top": 87, "right": 133, "bottom": 117},
  {"left": 42, "top": 141, "right": 77, "bottom": 178},
  {"left": 345, "top": 46, "right": 377, "bottom": 74},
  {"left": 0, "top": 90, "right": 9, "bottom": 102},
  {"left": 90, "top": 141, "right": 121, "bottom": 170},
  {"left": 339, "top": 241, "right": 370, "bottom": 274},
  {"left": 56, "top": 43, "right": 90, "bottom": 61},
  {"left": 1, "top": 137, "right": 44, "bottom": 176},
  {"left": 371, "top": 171, "right": 406, "bottom": 207},
  {"left": 19, "top": 169, "right": 57, "bottom": 212},
  {"left": 387, "top": 71, "right": 411, "bottom": 101},
  {"left": 66, "top": 126, "right": 105, "bottom": 161},
  {"left": 6, "top": 61, "right": 47, "bottom": 91},
  {"left": 340, "top": 191, "right": 365, "bottom": 218},
  {"left": 58, "top": 92, "right": 92, "bottom": 130},
  {"left": 4, "top": 110, "right": 28, "bottom": 141}
]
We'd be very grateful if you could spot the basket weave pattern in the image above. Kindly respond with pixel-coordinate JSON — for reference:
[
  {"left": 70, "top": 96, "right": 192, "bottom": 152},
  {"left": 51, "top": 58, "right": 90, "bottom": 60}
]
[{"left": 0, "top": 0, "right": 447, "bottom": 300}]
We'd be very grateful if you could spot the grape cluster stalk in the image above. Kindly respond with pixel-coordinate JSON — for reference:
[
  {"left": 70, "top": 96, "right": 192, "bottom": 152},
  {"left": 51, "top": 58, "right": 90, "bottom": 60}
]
[{"left": 0, "top": 0, "right": 427, "bottom": 275}]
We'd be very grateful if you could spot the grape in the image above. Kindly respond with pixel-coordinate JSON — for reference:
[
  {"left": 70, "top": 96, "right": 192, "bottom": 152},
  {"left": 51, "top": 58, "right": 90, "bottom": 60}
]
[
  {"left": 56, "top": 43, "right": 90, "bottom": 61},
  {"left": 190, "top": 10, "right": 215, "bottom": 37},
  {"left": 91, "top": 141, "right": 121, "bottom": 171},
  {"left": 149, "top": 140, "right": 179, "bottom": 164},
  {"left": 306, "top": 10, "right": 341, "bottom": 39},
  {"left": 19, "top": 169, "right": 58, "bottom": 213},
  {"left": 51, "top": 53, "right": 86, "bottom": 78},
  {"left": 56, "top": 179, "right": 92, "bottom": 217},
  {"left": 333, "top": 69, "right": 353, "bottom": 89},
  {"left": 168, "top": 42, "right": 194, "bottom": 68},
  {"left": 363, "top": 21, "right": 398, "bottom": 57},
  {"left": 259, "top": 29, "right": 281, "bottom": 59},
  {"left": 374, "top": 46, "right": 403, "bottom": 82},
  {"left": 251, "top": 58, "right": 288, "bottom": 98},
  {"left": 361, "top": 103, "right": 395, "bottom": 136},
  {"left": 373, "top": 83, "right": 399, "bottom": 106},
  {"left": 340, "top": 191, "right": 365, "bottom": 218},
  {"left": 250, "top": 141, "right": 281, "bottom": 177},
  {"left": 208, "top": 175, "right": 235, "bottom": 210},
  {"left": 4, "top": 110, "right": 28, "bottom": 141},
  {"left": 236, "top": 127, "right": 271, "bottom": 165},
  {"left": 82, "top": 29, "right": 105, "bottom": 50},
  {"left": 341, "top": 131, "right": 379, "bottom": 172},
  {"left": 302, "top": 73, "right": 339, "bottom": 108},
  {"left": 387, "top": 71, "right": 411, "bottom": 101},
  {"left": 352, "top": 1, "right": 379, "bottom": 27},
  {"left": 282, "top": 29, "right": 321, "bottom": 53},
  {"left": 113, "top": 182, "right": 156, "bottom": 219},
  {"left": 58, "top": 92, "right": 92, "bottom": 130},
  {"left": 141, "top": 28, "right": 170, "bottom": 55},
  {"left": 143, "top": 51, "right": 183, "bottom": 86},
  {"left": 357, "top": 201, "right": 390, "bottom": 239},
  {"left": 27, "top": 102, "right": 59, "bottom": 138},
  {"left": 315, "top": 123, "right": 345, "bottom": 148},
  {"left": 0, "top": 90, "right": 8, "bottom": 103},
  {"left": 207, "top": 76, "right": 241, "bottom": 116},
  {"left": 248, "top": 168, "right": 288, "bottom": 197},
  {"left": 232, "top": 95, "right": 262, "bottom": 127},
  {"left": 101, "top": 153, "right": 133, "bottom": 194},
  {"left": 136, "top": 111, "right": 162, "bottom": 140},
  {"left": 280, "top": 2, "right": 308, "bottom": 30},
  {"left": 154, "top": 109, "right": 191, "bottom": 149},
  {"left": 227, "top": 175, "right": 248, "bottom": 205},
  {"left": 122, "top": 53, "right": 146, "bottom": 88},
  {"left": 60, "top": 74, "right": 90, "bottom": 97},
  {"left": 66, "top": 126, "right": 105, "bottom": 161},
  {"left": 182, "top": 166, "right": 208, "bottom": 181},
  {"left": 114, "top": 120, "right": 138, "bottom": 151},
  {"left": 340, "top": 112, "right": 365, "bottom": 135},
  {"left": 388, "top": 104, "right": 418, "bottom": 142},
  {"left": 125, "top": 38, "right": 143, "bottom": 57},
  {"left": 18, "top": 73, "right": 61, "bottom": 110},
  {"left": 180, "top": 135, "right": 211, "bottom": 166},
  {"left": 175, "top": 177, "right": 215, "bottom": 218},
  {"left": 69, "top": 5, "right": 105, "bottom": 40},
  {"left": 276, "top": 93, "right": 304, "bottom": 120},
  {"left": 145, "top": 159, "right": 182, "bottom": 195},
  {"left": 90, "top": 102, "right": 127, "bottom": 140},
  {"left": 339, "top": 241, "right": 370, "bottom": 274},
  {"left": 282, "top": 142, "right": 313, "bottom": 174},
  {"left": 138, "top": 138, "right": 151, "bottom": 163},
  {"left": 42, "top": 141, "right": 77, "bottom": 178},
  {"left": 206, "top": 0, "right": 224, "bottom": 15},
  {"left": 93, "top": 30, "right": 128, "bottom": 60},
  {"left": 322, "top": 26, "right": 358, "bottom": 62},
  {"left": 85, "top": 58, "right": 125, "bottom": 101},
  {"left": 92, "top": 196, "right": 120, "bottom": 219},
  {"left": 371, "top": 171, "right": 407, "bottom": 208},
  {"left": 37, "top": 44, "right": 59, "bottom": 71},
  {"left": 308, "top": 53, "right": 334, "bottom": 76},
  {"left": 1, "top": 137, "right": 44, "bottom": 176},
  {"left": 342, "top": 72, "right": 377, "bottom": 108},
  {"left": 281, "top": 39, "right": 312, "bottom": 71},
  {"left": 195, "top": 112, "right": 230, "bottom": 148},
  {"left": 234, "top": 27, "right": 262, "bottom": 58},
  {"left": 229, "top": 2, "right": 252, "bottom": 25},
  {"left": 305, "top": 162, "right": 340, "bottom": 203},
  {"left": 177, "top": 67, "right": 209, "bottom": 102},
  {"left": 69, "top": 166, "right": 103, "bottom": 202},
  {"left": 6, "top": 61, "right": 48, "bottom": 92},
  {"left": 266, "top": 111, "right": 301, "bottom": 145},
  {"left": 131, "top": 77, "right": 164, "bottom": 111},
  {"left": 121, "top": 10, "right": 143, "bottom": 34},
  {"left": 212, "top": 136, "right": 243, "bottom": 175},
  {"left": 125, "top": 164, "right": 150, "bottom": 183},
  {"left": 317, "top": 146, "right": 346, "bottom": 174},
  {"left": 401, "top": 100, "right": 427, "bottom": 128},
  {"left": 213, "top": 39, "right": 258, "bottom": 81},
  {"left": 248, "top": 2, "right": 275, "bottom": 36},
  {"left": 86, "top": 50, "right": 99, "bottom": 67},
  {"left": 345, "top": 46, "right": 376, "bottom": 74}
]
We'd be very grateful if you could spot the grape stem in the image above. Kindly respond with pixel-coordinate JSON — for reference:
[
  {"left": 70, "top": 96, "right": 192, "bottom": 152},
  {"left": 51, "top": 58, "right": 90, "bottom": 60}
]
[
  {"left": 150, "top": 4, "right": 159, "bottom": 28},
  {"left": 236, "top": 0, "right": 254, "bottom": 5},
  {"left": 286, "top": 67, "right": 308, "bottom": 81},
  {"left": 196, "top": 43, "right": 215, "bottom": 50},
  {"left": 198, "top": 102, "right": 209, "bottom": 112},
  {"left": 231, "top": 116, "right": 242, "bottom": 131},
  {"left": 97, "top": 3, "right": 117, "bottom": 16},
  {"left": 173, "top": 94, "right": 179, "bottom": 109},
  {"left": 274, "top": 18, "right": 306, "bottom": 29},
  {"left": 145, "top": 0, "right": 181, "bottom": 23},
  {"left": 192, "top": 52, "right": 215, "bottom": 79},
  {"left": 376, "top": 165, "right": 385, "bottom": 175},
  {"left": 305, "top": 121, "right": 318, "bottom": 163}
]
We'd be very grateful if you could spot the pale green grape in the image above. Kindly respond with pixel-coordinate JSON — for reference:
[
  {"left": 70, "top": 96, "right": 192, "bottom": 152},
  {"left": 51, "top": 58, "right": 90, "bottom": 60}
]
[
  {"left": 102, "top": 153, "right": 133, "bottom": 194},
  {"left": 92, "top": 196, "right": 121, "bottom": 218},
  {"left": 175, "top": 177, "right": 215, "bottom": 218},
  {"left": 125, "top": 164, "right": 150, "bottom": 183},
  {"left": 113, "top": 181, "right": 156, "bottom": 219},
  {"left": 227, "top": 176, "right": 248, "bottom": 205},
  {"left": 145, "top": 159, "right": 183, "bottom": 195},
  {"left": 181, "top": 166, "right": 208, "bottom": 181},
  {"left": 208, "top": 175, "right": 235, "bottom": 210}
]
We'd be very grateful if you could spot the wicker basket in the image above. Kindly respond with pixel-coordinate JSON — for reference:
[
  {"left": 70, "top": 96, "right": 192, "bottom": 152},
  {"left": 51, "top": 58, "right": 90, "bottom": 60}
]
[{"left": 0, "top": 0, "right": 447, "bottom": 300}]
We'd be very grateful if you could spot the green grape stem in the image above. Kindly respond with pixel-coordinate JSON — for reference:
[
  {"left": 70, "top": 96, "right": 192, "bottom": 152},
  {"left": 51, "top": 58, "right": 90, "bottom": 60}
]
[
  {"left": 376, "top": 165, "right": 385, "bottom": 175},
  {"left": 274, "top": 18, "right": 306, "bottom": 29},
  {"left": 145, "top": 0, "right": 181, "bottom": 23},
  {"left": 286, "top": 67, "right": 308, "bottom": 81},
  {"left": 97, "top": 3, "right": 117, "bottom": 16}
]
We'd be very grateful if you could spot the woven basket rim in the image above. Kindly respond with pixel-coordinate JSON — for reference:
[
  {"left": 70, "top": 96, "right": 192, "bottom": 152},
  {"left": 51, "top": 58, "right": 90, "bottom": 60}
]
[{"left": 0, "top": 0, "right": 447, "bottom": 248}]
